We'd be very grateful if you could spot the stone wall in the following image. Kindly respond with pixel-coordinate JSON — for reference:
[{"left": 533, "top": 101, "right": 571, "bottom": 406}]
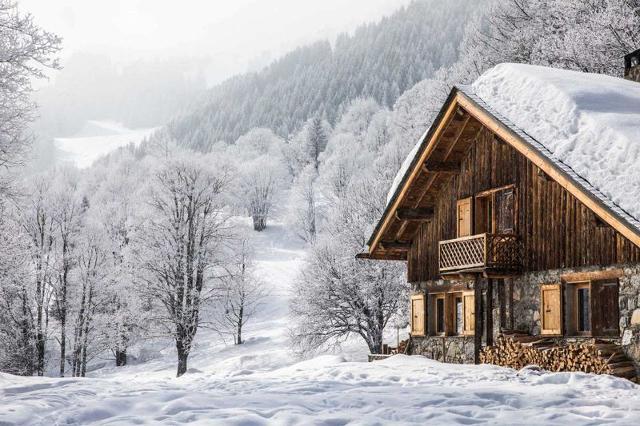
[
  {"left": 410, "top": 336, "right": 475, "bottom": 364},
  {"left": 512, "top": 264, "right": 640, "bottom": 364}
]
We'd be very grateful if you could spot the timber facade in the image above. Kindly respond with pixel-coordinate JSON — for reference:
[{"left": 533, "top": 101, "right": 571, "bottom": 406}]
[{"left": 361, "top": 64, "right": 640, "bottom": 381}]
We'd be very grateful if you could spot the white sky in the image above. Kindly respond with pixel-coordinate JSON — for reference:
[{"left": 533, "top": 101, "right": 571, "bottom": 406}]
[{"left": 19, "top": 0, "right": 411, "bottom": 86}]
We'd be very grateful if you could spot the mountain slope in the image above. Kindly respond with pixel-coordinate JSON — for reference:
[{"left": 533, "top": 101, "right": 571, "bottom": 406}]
[{"left": 168, "top": 0, "right": 485, "bottom": 150}]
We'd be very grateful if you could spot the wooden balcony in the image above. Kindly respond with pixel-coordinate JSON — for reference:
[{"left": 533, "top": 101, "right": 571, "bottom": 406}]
[{"left": 439, "top": 233, "right": 522, "bottom": 274}]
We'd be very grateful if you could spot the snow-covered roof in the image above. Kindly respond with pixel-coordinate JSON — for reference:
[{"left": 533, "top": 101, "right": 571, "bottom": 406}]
[
  {"left": 471, "top": 63, "right": 640, "bottom": 227},
  {"left": 375, "top": 63, "right": 640, "bottom": 250}
]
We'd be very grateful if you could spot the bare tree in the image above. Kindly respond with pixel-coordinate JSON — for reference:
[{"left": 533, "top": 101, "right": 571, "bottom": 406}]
[
  {"left": 216, "top": 238, "right": 267, "bottom": 345},
  {"left": 138, "top": 156, "right": 232, "bottom": 377},
  {"left": 288, "top": 165, "right": 318, "bottom": 243},
  {"left": 307, "top": 116, "right": 328, "bottom": 171}
]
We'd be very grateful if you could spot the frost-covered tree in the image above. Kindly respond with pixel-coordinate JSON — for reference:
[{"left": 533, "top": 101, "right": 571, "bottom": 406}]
[
  {"left": 48, "top": 167, "right": 84, "bottom": 377},
  {"left": 307, "top": 116, "right": 329, "bottom": 171},
  {"left": 0, "top": 202, "right": 33, "bottom": 375},
  {"left": 287, "top": 165, "right": 319, "bottom": 243},
  {"left": 291, "top": 102, "right": 408, "bottom": 355},
  {"left": 16, "top": 175, "right": 57, "bottom": 376},
  {"left": 215, "top": 238, "right": 266, "bottom": 345},
  {"left": 138, "top": 155, "right": 232, "bottom": 377},
  {"left": 0, "top": 1, "right": 60, "bottom": 195}
]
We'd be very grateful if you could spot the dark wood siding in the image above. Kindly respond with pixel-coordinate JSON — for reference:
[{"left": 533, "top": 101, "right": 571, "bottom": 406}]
[{"left": 407, "top": 127, "right": 640, "bottom": 282}]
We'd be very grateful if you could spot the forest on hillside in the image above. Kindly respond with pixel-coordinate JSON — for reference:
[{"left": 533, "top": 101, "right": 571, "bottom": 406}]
[
  {"left": 167, "top": 0, "right": 483, "bottom": 150},
  {"left": 1, "top": 0, "right": 640, "bottom": 380}
]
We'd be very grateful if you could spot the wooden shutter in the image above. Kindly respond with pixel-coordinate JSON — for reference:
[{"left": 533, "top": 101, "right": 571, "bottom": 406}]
[
  {"left": 540, "top": 284, "right": 562, "bottom": 335},
  {"left": 410, "top": 294, "right": 426, "bottom": 336},
  {"left": 591, "top": 280, "right": 619, "bottom": 337},
  {"left": 495, "top": 188, "right": 515, "bottom": 233},
  {"left": 457, "top": 198, "right": 472, "bottom": 237},
  {"left": 462, "top": 291, "right": 475, "bottom": 335}
]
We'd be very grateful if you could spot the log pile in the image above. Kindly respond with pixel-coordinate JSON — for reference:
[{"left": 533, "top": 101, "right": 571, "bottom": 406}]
[{"left": 480, "top": 332, "right": 637, "bottom": 381}]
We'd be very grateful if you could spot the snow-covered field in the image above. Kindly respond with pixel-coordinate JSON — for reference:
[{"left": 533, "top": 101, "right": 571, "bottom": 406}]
[
  {"left": 1, "top": 213, "right": 640, "bottom": 425},
  {"left": 54, "top": 121, "right": 157, "bottom": 168}
]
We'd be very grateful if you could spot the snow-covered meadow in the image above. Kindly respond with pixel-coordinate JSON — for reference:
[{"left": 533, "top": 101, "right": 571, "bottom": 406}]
[
  {"left": 54, "top": 121, "right": 157, "bottom": 168},
  {"left": 2, "top": 216, "right": 640, "bottom": 425}
]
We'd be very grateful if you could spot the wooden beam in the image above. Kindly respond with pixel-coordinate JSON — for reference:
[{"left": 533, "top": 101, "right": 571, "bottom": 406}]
[
  {"left": 474, "top": 275, "right": 483, "bottom": 365},
  {"left": 396, "top": 208, "right": 434, "bottom": 221},
  {"left": 379, "top": 240, "right": 412, "bottom": 251},
  {"left": 369, "top": 97, "right": 460, "bottom": 254},
  {"left": 422, "top": 161, "right": 461, "bottom": 174},
  {"left": 442, "top": 114, "right": 471, "bottom": 161}
]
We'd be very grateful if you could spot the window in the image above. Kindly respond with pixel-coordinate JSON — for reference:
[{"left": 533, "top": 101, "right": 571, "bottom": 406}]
[
  {"left": 436, "top": 295, "right": 445, "bottom": 334},
  {"left": 566, "top": 280, "right": 619, "bottom": 337},
  {"left": 474, "top": 187, "right": 516, "bottom": 235},
  {"left": 410, "top": 294, "right": 426, "bottom": 336},
  {"left": 457, "top": 198, "right": 472, "bottom": 237},
  {"left": 540, "top": 284, "right": 562, "bottom": 335},
  {"left": 495, "top": 188, "right": 515, "bottom": 233},
  {"left": 428, "top": 292, "right": 474, "bottom": 336},
  {"left": 455, "top": 296, "right": 463, "bottom": 335},
  {"left": 576, "top": 284, "right": 590, "bottom": 333}
]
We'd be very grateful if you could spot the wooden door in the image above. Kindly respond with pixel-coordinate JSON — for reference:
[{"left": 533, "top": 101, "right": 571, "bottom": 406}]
[
  {"left": 457, "top": 197, "right": 472, "bottom": 237},
  {"left": 411, "top": 294, "right": 426, "bottom": 336},
  {"left": 541, "top": 284, "right": 562, "bottom": 335},
  {"left": 591, "top": 280, "right": 619, "bottom": 336},
  {"left": 463, "top": 291, "right": 475, "bottom": 335}
]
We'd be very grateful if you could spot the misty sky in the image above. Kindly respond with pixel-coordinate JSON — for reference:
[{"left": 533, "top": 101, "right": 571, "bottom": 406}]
[{"left": 20, "top": 0, "right": 411, "bottom": 86}]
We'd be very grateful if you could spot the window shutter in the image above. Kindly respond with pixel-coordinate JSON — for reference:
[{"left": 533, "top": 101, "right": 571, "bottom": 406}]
[
  {"left": 540, "top": 284, "right": 562, "bottom": 335},
  {"left": 463, "top": 291, "right": 475, "bottom": 335},
  {"left": 457, "top": 198, "right": 472, "bottom": 237},
  {"left": 410, "top": 294, "right": 426, "bottom": 336},
  {"left": 591, "top": 280, "right": 619, "bottom": 337},
  {"left": 495, "top": 188, "right": 515, "bottom": 233}
]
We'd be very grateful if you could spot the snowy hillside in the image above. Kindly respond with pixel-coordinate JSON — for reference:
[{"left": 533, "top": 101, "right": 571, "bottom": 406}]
[{"left": 54, "top": 121, "right": 156, "bottom": 168}]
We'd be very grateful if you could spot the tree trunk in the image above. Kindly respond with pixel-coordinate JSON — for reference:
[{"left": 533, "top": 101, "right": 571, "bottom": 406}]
[
  {"left": 115, "top": 349, "right": 127, "bottom": 367},
  {"left": 176, "top": 340, "right": 189, "bottom": 377},
  {"left": 59, "top": 313, "right": 66, "bottom": 377},
  {"left": 252, "top": 216, "right": 266, "bottom": 232},
  {"left": 236, "top": 304, "right": 243, "bottom": 345}
]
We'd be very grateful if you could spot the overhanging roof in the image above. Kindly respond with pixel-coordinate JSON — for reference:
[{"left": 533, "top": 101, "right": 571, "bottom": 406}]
[{"left": 365, "top": 85, "right": 640, "bottom": 260}]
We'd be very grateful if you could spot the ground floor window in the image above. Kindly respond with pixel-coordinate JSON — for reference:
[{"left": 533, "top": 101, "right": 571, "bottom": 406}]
[
  {"left": 427, "top": 291, "right": 474, "bottom": 336},
  {"left": 435, "top": 295, "right": 445, "bottom": 334},
  {"left": 540, "top": 278, "right": 619, "bottom": 337}
]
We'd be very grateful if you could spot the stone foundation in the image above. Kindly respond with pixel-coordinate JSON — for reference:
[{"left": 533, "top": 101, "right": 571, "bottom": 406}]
[
  {"left": 409, "top": 336, "right": 474, "bottom": 364},
  {"left": 511, "top": 264, "right": 640, "bottom": 366},
  {"left": 409, "top": 263, "right": 640, "bottom": 368}
]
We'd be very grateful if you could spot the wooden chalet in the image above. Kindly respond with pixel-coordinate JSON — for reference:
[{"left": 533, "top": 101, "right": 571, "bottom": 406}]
[{"left": 360, "top": 53, "right": 640, "bottom": 380}]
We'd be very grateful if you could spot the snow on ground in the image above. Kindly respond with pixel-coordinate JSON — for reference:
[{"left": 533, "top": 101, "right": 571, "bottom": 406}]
[
  {"left": 472, "top": 63, "right": 640, "bottom": 222},
  {"left": 54, "top": 120, "right": 157, "bottom": 168},
  {"left": 1, "top": 211, "right": 640, "bottom": 425}
]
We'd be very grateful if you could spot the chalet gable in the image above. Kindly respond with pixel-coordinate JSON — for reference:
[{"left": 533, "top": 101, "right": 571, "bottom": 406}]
[{"left": 364, "top": 84, "right": 640, "bottom": 261}]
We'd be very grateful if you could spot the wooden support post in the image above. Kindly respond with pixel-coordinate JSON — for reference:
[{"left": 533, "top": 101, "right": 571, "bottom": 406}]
[
  {"left": 473, "top": 275, "right": 483, "bottom": 364},
  {"left": 508, "top": 278, "right": 514, "bottom": 330},
  {"left": 498, "top": 278, "right": 506, "bottom": 331},
  {"left": 486, "top": 278, "right": 494, "bottom": 347}
]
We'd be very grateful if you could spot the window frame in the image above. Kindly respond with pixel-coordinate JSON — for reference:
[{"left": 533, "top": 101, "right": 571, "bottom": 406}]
[{"left": 564, "top": 279, "right": 620, "bottom": 337}]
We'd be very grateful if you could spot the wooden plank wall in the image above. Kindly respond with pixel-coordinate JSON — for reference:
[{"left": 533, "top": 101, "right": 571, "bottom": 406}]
[{"left": 407, "top": 127, "right": 640, "bottom": 282}]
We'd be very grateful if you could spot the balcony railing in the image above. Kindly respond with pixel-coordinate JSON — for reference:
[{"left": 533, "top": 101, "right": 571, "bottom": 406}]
[{"left": 439, "top": 233, "right": 522, "bottom": 273}]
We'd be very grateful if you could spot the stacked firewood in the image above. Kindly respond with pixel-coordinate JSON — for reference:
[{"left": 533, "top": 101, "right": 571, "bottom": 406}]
[{"left": 480, "top": 332, "right": 637, "bottom": 381}]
